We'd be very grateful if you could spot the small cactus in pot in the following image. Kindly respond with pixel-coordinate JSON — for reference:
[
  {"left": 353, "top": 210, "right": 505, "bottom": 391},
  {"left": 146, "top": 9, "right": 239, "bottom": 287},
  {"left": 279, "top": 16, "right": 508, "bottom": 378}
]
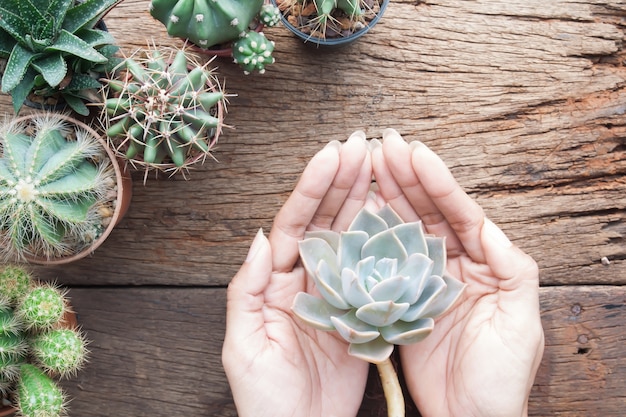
[
  {"left": 101, "top": 46, "right": 226, "bottom": 176},
  {"left": 149, "top": 0, "right": 281, "bottom": 74},
  {"left": 0, "top": 112, "right": 132, "bottom": 264},
  {"left": 0, "top": 265, "right": 88, "bottom": 417},
  {"left": 292, "top": 205, "right": 465, "bottom": 415}
]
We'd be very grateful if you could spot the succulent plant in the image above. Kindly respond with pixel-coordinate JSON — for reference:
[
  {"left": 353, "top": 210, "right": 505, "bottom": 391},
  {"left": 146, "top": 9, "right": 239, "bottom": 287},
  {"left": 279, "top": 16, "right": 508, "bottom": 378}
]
[
  {"left": 102, "top": 46, "right": 226, "bottom": 174},
  {"left": 0, "top": 0, "right": 123, "bottom": 115},
  {"left": 0, "top": 265, "right": 31, "bottom": 305},
  {"left": 275, "top": 0, "right": 385, "bottom": 41},
  {"left": 149, "top": 0, "right": 280, "bottom": 73},
  {"left": 0, "top": 266, "right": 88, "bottom": 417},
  {"left": 292, "top": 205, "right": 466, "bottom": 364},
  {"left": 0, "top": 113, "right": 118, "bottom": 262},
  {"left": 232, "top": 31, "right": 275, "bottom": 75}
]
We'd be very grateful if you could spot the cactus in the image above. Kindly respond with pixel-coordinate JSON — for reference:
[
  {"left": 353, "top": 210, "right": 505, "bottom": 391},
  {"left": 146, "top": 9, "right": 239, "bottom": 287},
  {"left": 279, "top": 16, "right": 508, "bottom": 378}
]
[
  {"left": 102, "top": 46, "right": 226, "bottom": 174},
  {"left": 232, "top": 31, "right": 276, "bottom": 75},
  {"left": 17, "top": 364, "right": 66, "bottom": 417},
  {"left": 0, "top": 0, "right": 123, "bottom": 115},
  {"left": 0, "top": 266, "right": 31, "bottom": 304},
  {"left": 149, "top": 0, "right": 280, "bottom": 73},
  {"left": 0, "top": 113, "right": 118, "bottom": 262},
  {"left": 0, "top": 265, "right": 87, "bottom": 417}
]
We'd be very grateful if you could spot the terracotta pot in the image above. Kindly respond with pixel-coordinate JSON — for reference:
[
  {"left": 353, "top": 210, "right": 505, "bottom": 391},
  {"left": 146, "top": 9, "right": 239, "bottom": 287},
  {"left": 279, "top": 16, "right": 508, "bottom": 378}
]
[
  {"left": 273, "top": 0, "right": 389, "bottom": 47},
  {"left": 7, "top": 114, "right": 133, "bottom": 265}
]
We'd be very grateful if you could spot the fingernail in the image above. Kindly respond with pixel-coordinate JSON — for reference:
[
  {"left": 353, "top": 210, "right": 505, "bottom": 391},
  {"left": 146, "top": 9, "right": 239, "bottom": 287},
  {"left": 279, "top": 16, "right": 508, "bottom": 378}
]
[
  {"left": 324, "top": 140, "right": 341, "bottom": 151},
  {"left": 382, "top": 128, "right": 400, "bottom": 140},
  {"left": 409, "top": 140, "right": 426, "bottom": 151},
  {"left": 483, "top": 218, "right": 512, "bottom": 248},
  {"left": 246, "top": 228, "right": 265, "bottom": 262},
  {"left": 368, "top": 138, "right": 382, "bottom": 151},
  {"left": 349, "top": 130, "right": 366, "bottom": 141}
]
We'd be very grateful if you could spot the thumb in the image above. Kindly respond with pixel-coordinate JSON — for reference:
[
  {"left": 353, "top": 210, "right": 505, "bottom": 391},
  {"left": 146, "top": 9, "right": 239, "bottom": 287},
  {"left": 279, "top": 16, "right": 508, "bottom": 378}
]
[
  {"left": 481, "top": 218, "right": 539, "bottom": 288},
  {"left": 223, "top": 229, "right": 273, "bottom": 360}
]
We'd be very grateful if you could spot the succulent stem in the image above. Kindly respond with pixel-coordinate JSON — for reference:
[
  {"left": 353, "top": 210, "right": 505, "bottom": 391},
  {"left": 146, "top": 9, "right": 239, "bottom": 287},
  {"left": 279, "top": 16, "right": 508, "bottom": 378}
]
[{"left": 376, "top": 357, "right": 404, "bottom": 417}]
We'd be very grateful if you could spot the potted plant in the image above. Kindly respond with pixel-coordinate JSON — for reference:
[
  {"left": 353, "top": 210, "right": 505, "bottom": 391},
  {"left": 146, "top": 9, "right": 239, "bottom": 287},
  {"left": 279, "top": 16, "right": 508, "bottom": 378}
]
[
  {"left": 149, "top": 0, "right": 281, "bottom": 74},
  {"left": 0, "top": 265, "right": 89, "bottom": 417},
  {"left": 292, "top": 205, "right": 465, "bottom": 416},
  {"left": 0, "top": 0, "right": 123, "bottom": 116},
  {"left": 101, "top": 45, "right": 227, "bottom": 177},
  {"left": 0, "top": 112, "right": 132, "bottom": 265},
  {"left": 272, "top": 0, "right": 389, "bottom": 46}
]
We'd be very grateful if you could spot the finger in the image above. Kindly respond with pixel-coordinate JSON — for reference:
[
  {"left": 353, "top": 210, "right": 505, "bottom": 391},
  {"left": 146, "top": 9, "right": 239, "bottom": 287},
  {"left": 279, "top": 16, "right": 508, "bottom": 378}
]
[
  {"left": 370, "top": 138, "right": 420, "bottom": 222},
  {"left": 408, "top": 137, "right": 486, "bottom": 262},
  {"left": 223, "top": 229, "right": 273, "bottom": 365},
  {"left": 331, "top": 137, "right": 373, "bottom": 231},
  {"left": 269, "top": 141, "right": 342, "bottom": 272},
  {"left": 310, "top": 131, "right": 369, "bottom": 231}
]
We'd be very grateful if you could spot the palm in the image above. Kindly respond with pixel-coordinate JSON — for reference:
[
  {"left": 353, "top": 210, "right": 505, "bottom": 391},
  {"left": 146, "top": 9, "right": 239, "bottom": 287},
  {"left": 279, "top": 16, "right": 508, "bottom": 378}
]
[{"left": 401, "top": 254, "right": 542, "bottom": 417}]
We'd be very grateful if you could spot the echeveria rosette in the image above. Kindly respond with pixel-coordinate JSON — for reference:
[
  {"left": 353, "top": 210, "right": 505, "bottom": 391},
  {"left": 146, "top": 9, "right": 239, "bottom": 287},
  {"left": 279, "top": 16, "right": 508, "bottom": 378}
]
[{"left": 292, "top": 205, "right": 466, "bottom": 364}]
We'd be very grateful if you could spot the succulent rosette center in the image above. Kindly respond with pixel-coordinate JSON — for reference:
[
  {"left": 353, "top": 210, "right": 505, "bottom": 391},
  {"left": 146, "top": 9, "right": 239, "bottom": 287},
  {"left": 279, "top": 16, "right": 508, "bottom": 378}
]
[{"left": 292, "top": 205, "right": 466, "bottom": 364}]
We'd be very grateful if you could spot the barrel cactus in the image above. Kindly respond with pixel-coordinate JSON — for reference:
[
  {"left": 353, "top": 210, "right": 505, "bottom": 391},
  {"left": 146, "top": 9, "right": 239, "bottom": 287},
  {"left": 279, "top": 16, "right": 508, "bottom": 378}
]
[
  {"left": 149, "top": 0, "right": 280, "bottom": 73},
  {"left": 292, "top": 205, "right": 466, "bottom": 364},
  {"left": 0, "top": 0, "right": 123, "bottom": 115},
  {"left": 102, "top": 46, "right": 226, "bottom": 175},
  {"left": 0, "top": 265, "right": 88, "bottom": 417},
  {"left": 0, "top": 113, "right": 119, "bottom": 262}
]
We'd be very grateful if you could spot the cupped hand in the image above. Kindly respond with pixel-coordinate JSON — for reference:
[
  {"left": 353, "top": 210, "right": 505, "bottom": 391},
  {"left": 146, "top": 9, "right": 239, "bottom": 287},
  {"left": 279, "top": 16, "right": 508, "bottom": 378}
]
[
  {"left": 222, "top": 132, "right": 373, "bottom": 417},
  {"left": 371, "top": 129, "right": 544, "bottom": 417}
]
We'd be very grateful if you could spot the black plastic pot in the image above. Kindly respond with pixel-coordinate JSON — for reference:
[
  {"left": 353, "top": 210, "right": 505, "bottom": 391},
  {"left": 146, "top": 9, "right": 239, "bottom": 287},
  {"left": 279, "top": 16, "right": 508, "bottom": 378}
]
[{"left": 273, "top": 0, "right": 389, "bottom": 47}]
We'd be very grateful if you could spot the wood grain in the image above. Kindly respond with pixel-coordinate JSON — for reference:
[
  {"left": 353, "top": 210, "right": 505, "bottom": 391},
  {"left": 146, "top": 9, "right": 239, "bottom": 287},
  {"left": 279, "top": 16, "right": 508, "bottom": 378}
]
[
  {"left": 1, "top": 0, "right": 625, "bottom": 414},
  {"left": 58, "top": 286, "right": 626, "bottom": 416}
]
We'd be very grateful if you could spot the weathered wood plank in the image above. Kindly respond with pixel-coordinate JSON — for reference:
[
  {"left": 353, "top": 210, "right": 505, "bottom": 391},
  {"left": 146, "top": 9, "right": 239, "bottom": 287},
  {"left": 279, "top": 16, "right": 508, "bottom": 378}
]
[
  {"left": 19, "top": 0, "right": 624, "bottom": 287},
  {"left": 58, "top": 285, "right": 626, "bottom": 416}
]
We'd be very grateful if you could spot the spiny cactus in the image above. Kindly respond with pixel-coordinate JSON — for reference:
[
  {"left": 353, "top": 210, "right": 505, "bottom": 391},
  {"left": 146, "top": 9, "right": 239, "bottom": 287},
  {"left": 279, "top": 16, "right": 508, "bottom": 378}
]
[
  {"left": 17, "top": 364, "right": 66, "bottom": 417},
  {"left": 292, "top": 205, "right": 466, "bottom": 364},
  {"left": 232, "top": 31, "right": 275, "bottom": 75},
  {"left": 102, "top": 46, "right": 226, "bottom": 175},
  {"left": 0, "top": 113, "right": 118, "bottom": 262},
  {"left": 0, "top": 0, "right": 123, "bottom": 115},
  {"left": 0, "top": 266, "right": 31, "bottom": 305},
  {"left": 149, "top": 0, "right": 280, "bottom": 73},
  {"left": 0, "top": 266, "right": 87, "bottom": 417}
]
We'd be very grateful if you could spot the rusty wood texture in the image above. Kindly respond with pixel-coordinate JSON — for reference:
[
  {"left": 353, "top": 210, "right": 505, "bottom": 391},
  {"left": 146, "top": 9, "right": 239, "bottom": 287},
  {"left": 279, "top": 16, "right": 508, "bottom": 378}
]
[
  {"left": 9, "top": 0, "right": 621, "bottom": 287},
  {"left": 58, "top": 286, "right": 626, "bottom": 416},
  {"left": 1, "top": 0, "right": 625, "bottom": 415}
]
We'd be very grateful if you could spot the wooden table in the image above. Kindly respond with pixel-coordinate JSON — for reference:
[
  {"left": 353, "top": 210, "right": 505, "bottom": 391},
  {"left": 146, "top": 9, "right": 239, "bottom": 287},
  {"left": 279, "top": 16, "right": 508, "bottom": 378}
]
[{"left": 3, "top": 0, "right": 625, "bottom": 415}]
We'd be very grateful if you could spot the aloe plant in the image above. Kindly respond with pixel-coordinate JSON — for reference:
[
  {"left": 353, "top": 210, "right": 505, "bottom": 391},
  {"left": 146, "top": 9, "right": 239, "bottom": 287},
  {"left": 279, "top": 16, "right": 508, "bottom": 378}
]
[
  {"left": 102, "top": 46, "right": 226, "bottom": 175},
  {"left": 0, "top": 113, "right": 118, "bottom": 262},
  {"left": 0, "top": 0, "right": 122, "bottom": 115},
  {"left": 292, "top": 205, "right": 465, "bottom": 415},
  {"left": 0, "top": 265, "right": 88, "bottom": 417},
  {"left": 150, "top": 0, "right": 279, "bottom": 73}
]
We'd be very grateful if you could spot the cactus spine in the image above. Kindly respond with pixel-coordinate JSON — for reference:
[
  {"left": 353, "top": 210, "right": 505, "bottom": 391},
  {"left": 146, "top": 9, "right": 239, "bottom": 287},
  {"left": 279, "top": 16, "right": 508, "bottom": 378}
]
[
  {"left": 0, "top": 113, "right": 118, "bottom": 262},
  {"left": 149, "top": 0, "right": 280, "bottom": 73},
  {"left": 0, "top": 266, "right": 88, "bottom": 417},
  {"left": 102, "top": 46, "right": 226, "bottom": 174}
]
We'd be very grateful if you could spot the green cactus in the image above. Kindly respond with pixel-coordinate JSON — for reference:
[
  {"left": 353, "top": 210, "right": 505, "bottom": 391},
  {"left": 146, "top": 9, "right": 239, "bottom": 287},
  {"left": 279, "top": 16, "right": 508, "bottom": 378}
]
[
  {"left": 102, "top": 46, "right": 226, "bottom": 174},
  {"left": 0, "top": 113, "right": 117, "bottom": 262},
  {"left": 17, "top": 285, "right": 67, "bottom": 330},
  {"left": 30, "top": 329, "right": 88, "bottom": 377},
  {"left": 149, "top": 0, "right": 280, "bottom": 73},
  {"left": 232, "top": 31, "right": 276, "bottom": 75},
  {"left": 0, "top": 266, "right": 87, "bottom": 417},
  {"left": 0, "top": 265, "right": 32, "bottom": 304},
  {"left": 0, "top": 0, "right": 122, "bottom": 115},
  {"left": 17, "top": 364, "right": 66, "bottom": 417}
]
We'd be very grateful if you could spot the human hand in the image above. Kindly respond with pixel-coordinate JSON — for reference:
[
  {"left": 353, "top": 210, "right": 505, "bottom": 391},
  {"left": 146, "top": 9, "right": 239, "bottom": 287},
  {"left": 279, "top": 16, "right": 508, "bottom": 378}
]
[
  {"left": 222, "top": 133, "right": 374, "bottom": 417},
  {"left": 370, "top": 129, "right": 544, "bottom": 417}
]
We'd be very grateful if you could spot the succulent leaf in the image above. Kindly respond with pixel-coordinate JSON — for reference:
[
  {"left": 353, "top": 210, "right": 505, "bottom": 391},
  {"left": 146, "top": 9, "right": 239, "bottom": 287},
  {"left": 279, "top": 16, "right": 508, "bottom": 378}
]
[
  {"left": 293, "top": 205, "right": 466, "bottom": 363},
  {"left": 1, "top": 44, "right": 36, "bottom": 94}
]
